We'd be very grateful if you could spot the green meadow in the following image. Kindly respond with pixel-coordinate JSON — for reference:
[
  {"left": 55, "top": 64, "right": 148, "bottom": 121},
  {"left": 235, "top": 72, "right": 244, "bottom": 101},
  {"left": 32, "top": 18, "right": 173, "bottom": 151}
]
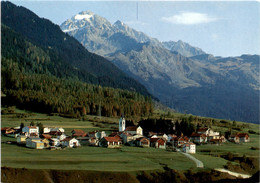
[{"left": 1, "top": 107, "right": 259, "bottom": 172}]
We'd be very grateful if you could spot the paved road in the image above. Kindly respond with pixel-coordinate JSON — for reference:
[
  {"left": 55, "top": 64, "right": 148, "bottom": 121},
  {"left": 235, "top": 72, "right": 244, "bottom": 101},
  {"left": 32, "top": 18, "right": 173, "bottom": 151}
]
[{"left": 180, "top": 152, "right": 204, "bottom": 168}]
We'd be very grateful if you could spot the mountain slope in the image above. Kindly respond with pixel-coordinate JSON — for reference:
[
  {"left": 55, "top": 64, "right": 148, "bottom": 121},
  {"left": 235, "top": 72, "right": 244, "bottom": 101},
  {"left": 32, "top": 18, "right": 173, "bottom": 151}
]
[
  {"left": 1, "top": 2, "right": 152, "bottom": 97},
  {"left": 162, "top": 40, "right": 206, "bottom": 57},
  {"left": 60, "top": 11, "right": 259, "bottom": 123}
]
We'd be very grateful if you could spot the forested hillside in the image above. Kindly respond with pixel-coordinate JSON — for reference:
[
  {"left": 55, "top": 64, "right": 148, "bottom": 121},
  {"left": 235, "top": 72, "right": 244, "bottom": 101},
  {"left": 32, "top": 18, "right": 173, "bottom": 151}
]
[
  {"left": 1, "top": 1, "right": 151, "bottom": 97},
  {"left": 1, "top": 2, "right": 153, "bottom": 118}
]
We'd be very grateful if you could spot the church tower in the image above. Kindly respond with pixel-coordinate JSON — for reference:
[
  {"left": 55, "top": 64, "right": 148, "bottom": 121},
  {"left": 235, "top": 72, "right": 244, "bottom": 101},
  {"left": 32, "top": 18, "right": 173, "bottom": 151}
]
[{"left": 119, "top": 116, "right": 125, "bottom": 132}]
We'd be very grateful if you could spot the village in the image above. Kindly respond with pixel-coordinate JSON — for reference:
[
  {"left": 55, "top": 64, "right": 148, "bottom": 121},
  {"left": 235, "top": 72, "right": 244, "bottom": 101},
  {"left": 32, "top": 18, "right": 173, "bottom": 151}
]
[{"left": 1, "top": 116, "right": 250, "bottom": 154}]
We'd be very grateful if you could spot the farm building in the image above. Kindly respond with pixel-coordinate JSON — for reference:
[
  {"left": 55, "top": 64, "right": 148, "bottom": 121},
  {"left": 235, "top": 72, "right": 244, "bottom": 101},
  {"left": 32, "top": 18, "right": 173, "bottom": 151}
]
[
  {"left": 71, "top": 129, "right": 87, "bottom": 137},
  {"left": 182, "top": 143, "right": 196, "bottom": 154},
  {"left": 150, "top": 138, "right": 166, "bottom": 149},
  {"left": 17, "top": 135, "right": 27, "bottom": 144},
  {"left": 26, "top": 137, "right": 44, "bottom": 149},
  {"left": 135, "top": 137, "right": 150, "bottom": 148},
  {"left": 190, "top": 133, "right": 207, "bottom": 144},
  {"left": 22, "top": 126, "right": 39, "bottom": 137},
  {"left": 99, "top": 137, "right": 122, "bottom": 148},
  {"left": 61, "top": 137, "right": 80, "bottom": 148}
]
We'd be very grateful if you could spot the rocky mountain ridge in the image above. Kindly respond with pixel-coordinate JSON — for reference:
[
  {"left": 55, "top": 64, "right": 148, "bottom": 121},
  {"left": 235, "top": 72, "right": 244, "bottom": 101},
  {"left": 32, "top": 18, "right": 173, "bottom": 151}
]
[{"left": 60, "top": 11, "right": 259, "bottom": 123}]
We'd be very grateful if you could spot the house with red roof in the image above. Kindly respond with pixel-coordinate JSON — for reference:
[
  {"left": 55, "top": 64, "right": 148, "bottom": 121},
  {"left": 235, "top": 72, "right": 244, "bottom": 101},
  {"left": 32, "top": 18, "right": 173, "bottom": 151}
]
[
  {"left": 229, "top": 133, "right": 250, "bottom": 143},
  {"left": 190, "top": 132, "right": 207, "bottom": 144},
  {"left": 71, "top": 129, "right": 87, "bottom": 137},
  {"left": 135, "top": 137, "right": 150, "bottom": 148},
  {"left": 60, "top": 137, "right": 80, "bottom": 148},
  {"left": 99, "top": 137, "right": 122, "bottom": 148},
  {"left": 150, "top": 138, "right": 166, "bottom": 149},
  {"left": 237, "top": 133, "right": 250, "bottom": 142}
]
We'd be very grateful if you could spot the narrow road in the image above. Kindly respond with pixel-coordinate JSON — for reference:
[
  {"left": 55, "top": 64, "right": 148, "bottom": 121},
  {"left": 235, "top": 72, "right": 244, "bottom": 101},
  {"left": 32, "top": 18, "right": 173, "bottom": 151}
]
[
  {"left": 180, "top": 152, "right": 204, "bottom": 168},
  {"left": 215, "top": 168, "right": 251, "bottom": 178}
]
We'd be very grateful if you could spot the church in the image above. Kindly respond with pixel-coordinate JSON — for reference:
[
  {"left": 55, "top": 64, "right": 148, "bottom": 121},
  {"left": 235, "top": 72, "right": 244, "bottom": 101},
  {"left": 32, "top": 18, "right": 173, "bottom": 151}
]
[{"left": 119, "top": 116, "right": 143, "bottom": 136}]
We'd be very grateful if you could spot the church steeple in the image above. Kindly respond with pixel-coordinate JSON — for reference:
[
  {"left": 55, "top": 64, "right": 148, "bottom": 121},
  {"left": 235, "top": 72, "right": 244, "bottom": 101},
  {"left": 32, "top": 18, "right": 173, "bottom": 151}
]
[{"left": 119, "top": 116, "right": 125, "bottom": 132}]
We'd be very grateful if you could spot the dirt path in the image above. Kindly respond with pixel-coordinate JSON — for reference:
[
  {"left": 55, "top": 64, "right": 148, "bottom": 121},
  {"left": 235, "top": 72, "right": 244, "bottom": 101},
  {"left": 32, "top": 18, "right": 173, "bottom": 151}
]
[
  {"left": 215, "top": 168, "right": 251, "bottom": 178},
  {"left": 180, "top": 152, "right": 204, "bottom": 168}
]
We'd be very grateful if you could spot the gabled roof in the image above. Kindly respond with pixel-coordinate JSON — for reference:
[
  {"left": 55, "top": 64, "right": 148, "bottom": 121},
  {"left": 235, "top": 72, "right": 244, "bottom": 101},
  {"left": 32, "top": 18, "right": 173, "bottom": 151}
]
[
  {"left": 150, "top": 137, "right": 166, "bottom": 143},
  {"left": 125, "top": 126, "right": 137, "bottom": 131},
  {"left": 237, "top": 133, "right": 249, "bottom": 137},
  {"left": 136, "top": 137, "right": 149, "bottom": 142},
  {"left": 190, "top": 132, "right": 202, "bottom": 137},
  {"left": 103, "top": 137, "right": 121, "bottom": 143},
  {"left": 71, "top": 129, "right": 87, "bottom": 137}
]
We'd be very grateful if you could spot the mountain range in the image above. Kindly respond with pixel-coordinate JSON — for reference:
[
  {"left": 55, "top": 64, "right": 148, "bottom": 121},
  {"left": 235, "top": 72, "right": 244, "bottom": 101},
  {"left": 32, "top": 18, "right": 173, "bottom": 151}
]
[
  {"left": 60, "top": 11, "right": 259, "bottom": 123},
  {"left": 1, "top": 2, "right": 151, "bottom": 98}
]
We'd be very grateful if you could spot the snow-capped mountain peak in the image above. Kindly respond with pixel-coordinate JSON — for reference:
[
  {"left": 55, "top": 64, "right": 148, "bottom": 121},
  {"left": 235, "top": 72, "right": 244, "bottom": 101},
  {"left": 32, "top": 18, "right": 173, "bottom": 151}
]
[{"left": 73, "top": 11, "right": 94, "bottom": 21}]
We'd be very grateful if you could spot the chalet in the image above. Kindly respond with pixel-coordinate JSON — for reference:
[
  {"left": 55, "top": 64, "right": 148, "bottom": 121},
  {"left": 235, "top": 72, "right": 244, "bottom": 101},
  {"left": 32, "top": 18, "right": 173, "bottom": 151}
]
[
  {"left": 190, "top": 133, "right": 207, "bottom": 144},
  {"left": 71, "top": 129, "right": 87, "bottom": 137},
  {"left": 182, "top": 143, "right": 196, "bottom": 154},
  {"left": 173, "top": 137, "right": 185, "bottom": 147},
  {"left": 150, "top": 138, "right": 166, "bottom": 149},
  {"left": 22, "top": 126, "right": 39, "bottom": 137},
  {"left": 17, "top": 135, "right": 27, "bottom": 144},
  {"left": 61, "top": 137, "right": 80, "bottom": 148},
  {"left": 197, "top": 127, "right": 219, "bottom": 140},
  {"left": 229, "top": 133, "right": 250, "bottom": 143},
  {"left": 229, "top": 135, "right": 240, "bottom": 143},
  {"left": 76, "top": 137, "right": 91, "bottom": 145},
  {"left": 237, "top": 133, "right": 250, "bottom": 143},
  {"left": 26, "top": 137, "right": 44, "bottom": 149},
  {"left": 99, "top": 137, "right": 122, "bottom": 148},
  {"left": 135, "top": 137, "right": 150, "bottom": 148}
]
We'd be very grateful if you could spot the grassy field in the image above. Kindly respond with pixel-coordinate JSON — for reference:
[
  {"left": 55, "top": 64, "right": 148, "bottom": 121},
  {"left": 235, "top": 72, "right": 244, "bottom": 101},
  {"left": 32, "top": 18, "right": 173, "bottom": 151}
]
[
  {"left": 1, "top": 135, "right": 195, "bottom": 171},
  {"left": 1, "top": 108, "right": 196, "bottom": 172},
  {"left": 1, "top": 107, "right": 259, "bottom": 172}
]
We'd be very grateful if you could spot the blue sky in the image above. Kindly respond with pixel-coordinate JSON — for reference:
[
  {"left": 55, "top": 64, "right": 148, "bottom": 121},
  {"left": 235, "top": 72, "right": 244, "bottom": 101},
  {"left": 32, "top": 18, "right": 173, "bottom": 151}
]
[{"left": 9, "top": 1, "right": 260, "bottom": 57}]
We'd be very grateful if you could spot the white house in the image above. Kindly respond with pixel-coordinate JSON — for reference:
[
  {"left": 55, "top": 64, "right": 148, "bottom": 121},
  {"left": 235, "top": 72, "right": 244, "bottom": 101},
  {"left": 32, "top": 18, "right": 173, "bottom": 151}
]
[
  {"left": 22, "top": 126, "right": 39, "bottom": 137},
  {"left": 43, "top": 127, "right": 51, "bottom": 134},
  {"left": 182, "top": 143, "right": 196, "bottom": 154},
  {"left": 17, "top": 135, "right": 27, "bottom": 144},
  {"left": 61, "top": 137, "right": 80, "bottom": 148}
]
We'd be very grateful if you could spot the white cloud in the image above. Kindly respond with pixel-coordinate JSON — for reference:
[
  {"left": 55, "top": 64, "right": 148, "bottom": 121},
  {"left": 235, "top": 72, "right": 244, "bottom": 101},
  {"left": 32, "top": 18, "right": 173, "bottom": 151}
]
[{"left": 162, "top": 12, "right": 217, "bottom": 25}]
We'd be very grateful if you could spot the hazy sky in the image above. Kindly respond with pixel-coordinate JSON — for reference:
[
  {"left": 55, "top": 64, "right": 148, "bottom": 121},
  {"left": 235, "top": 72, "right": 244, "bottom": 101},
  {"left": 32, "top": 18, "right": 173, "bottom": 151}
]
[{"left": 9, "top": 1, "right": 260, "bottom": 57}]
